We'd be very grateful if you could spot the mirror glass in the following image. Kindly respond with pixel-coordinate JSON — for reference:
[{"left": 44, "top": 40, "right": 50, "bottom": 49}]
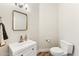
[{"left": 12, "top": 10, "right": 27, "bottom": 31}]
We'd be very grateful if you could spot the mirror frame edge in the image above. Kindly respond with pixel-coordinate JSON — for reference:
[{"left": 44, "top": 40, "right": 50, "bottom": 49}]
[{"left": 12, "top": 10, "right": 28, "bottom": 31}]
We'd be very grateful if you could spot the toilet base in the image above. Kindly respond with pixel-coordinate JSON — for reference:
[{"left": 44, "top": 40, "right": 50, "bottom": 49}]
[{"left": 50, "top": 47, "right": 67, "bottom": 56}]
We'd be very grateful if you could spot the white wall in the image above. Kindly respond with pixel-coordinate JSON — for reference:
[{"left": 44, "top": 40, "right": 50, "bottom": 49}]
[
  {"left": 39, "top": 3, "right": 59, "bottom": 50},
  {"left": 58, "top": 4, "right": 79, "bottom": 55},
  {"left": 27, "top": 3, "right": 39, "bottom": 49},
  {"left": 0, "top": 3, "right": 39, "bottom": 56}
]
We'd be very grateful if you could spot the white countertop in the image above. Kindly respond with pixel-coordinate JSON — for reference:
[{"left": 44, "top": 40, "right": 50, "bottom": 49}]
[{"left": 9, "top": 40, "right": 37, "bottom": 54}]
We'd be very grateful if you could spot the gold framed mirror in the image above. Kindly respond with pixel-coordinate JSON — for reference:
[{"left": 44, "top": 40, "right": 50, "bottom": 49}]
[{"left": 12, "top": 10, "right": 28, "bottom": 31}]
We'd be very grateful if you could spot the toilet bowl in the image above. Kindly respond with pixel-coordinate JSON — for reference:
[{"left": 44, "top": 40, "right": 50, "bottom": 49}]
[
  {"left": 50, "top": 40, "right": 73, "bottom": 56},
  {"left": 50, "top": 47, "right": 67, "bottom": 56}
]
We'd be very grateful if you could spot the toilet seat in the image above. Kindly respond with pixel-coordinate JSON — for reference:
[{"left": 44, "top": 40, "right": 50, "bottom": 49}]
[{"left": 50, "top": 47, "right": 67, "bottom": 56}]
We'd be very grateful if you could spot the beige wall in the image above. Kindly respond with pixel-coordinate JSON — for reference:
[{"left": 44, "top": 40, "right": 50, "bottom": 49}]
[
  {"left": 39, "top": 3, "right": 59, "bottom": 50},
  {"left": 58, "top": 4, "right": 79, "bottom": 55},
  {"left": 0, "top": 3, "right": 39, "bottom": 56}
]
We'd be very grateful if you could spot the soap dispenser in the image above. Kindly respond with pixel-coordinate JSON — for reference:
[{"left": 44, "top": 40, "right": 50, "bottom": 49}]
[
  {"left": 24, "top": 34, "right": 27, "bottom": 41},
  {"left": 19, "top": 35, "right": 24, "bottom": 43}
]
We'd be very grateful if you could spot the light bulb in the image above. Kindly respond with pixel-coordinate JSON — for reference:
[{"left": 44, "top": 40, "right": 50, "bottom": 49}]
[
  {"left": 18, "top": 3, "right": 24, "bottom": 8},
  {"left": 23, "top": 4, "right": 29, "bottom": 10}
]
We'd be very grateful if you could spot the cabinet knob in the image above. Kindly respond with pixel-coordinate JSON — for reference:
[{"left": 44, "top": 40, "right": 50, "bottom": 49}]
[
  {"left": 32, "top": 48, "right": 34, "bottom": 50},
  {"left": 21, "top": 54, "right": 23, "bottom": 56}
]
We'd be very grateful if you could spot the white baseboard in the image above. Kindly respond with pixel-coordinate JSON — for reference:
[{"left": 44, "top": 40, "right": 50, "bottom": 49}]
[{"left": 37, "top": 48, "right": 50, "bottom": 53}]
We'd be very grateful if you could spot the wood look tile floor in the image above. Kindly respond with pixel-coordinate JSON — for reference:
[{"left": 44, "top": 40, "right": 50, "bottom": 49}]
[{"left": 37, "top": 52, "right": 51, "bottom": 56}]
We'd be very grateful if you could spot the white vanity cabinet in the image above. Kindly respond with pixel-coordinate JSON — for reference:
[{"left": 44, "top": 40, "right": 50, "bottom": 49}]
[{"left": 9, "top": 40, "right": 37, "bottom": 56}]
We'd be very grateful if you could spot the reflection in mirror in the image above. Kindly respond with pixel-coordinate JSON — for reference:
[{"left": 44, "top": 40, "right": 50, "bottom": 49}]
[{"left": 12, "top": 10, "right": 27, "bottom": 31}]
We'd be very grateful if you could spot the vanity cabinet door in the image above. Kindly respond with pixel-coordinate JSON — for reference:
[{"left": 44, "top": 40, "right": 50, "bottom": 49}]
[
  {"left": 23, "top": 45, "right": 37, "bottom": 56},
  {"left": 14, "top": 45, "right": 37, "bottom": 56}
]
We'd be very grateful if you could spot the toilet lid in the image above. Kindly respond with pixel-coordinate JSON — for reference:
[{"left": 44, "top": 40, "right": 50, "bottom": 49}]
[{"left": 50, "top": 47, "right": 64, "bottom": 55}]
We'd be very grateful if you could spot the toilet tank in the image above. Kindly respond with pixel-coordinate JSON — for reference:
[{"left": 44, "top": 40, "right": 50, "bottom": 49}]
[{"left": 60, "top": 40, "right": 73, "bottom": 54}]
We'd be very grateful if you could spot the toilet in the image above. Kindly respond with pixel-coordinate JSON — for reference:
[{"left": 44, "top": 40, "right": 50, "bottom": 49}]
[{"left": 50, "top": 40, "right": 74, "bottom": 56}]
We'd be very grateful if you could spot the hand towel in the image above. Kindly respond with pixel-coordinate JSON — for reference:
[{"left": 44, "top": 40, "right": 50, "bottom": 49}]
[
  {"left": 0, "top": 24, "right": 6, "bottom": 46},
  {"left": 0, "top": 23, "right": 8, "bottom": 40}
]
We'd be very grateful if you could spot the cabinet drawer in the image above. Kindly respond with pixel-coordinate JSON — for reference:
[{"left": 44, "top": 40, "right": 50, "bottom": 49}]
[
  {"left": 14, "top": 45, "right": 37, "bottom": 56},
  {"left": 15, "top": 49, "right": 36, "bottom": 56}
]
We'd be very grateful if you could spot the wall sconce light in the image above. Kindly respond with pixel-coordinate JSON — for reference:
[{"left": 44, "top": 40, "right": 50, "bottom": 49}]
[{"left": 15, "top": 3, "right": 28, "bottom": 10}]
